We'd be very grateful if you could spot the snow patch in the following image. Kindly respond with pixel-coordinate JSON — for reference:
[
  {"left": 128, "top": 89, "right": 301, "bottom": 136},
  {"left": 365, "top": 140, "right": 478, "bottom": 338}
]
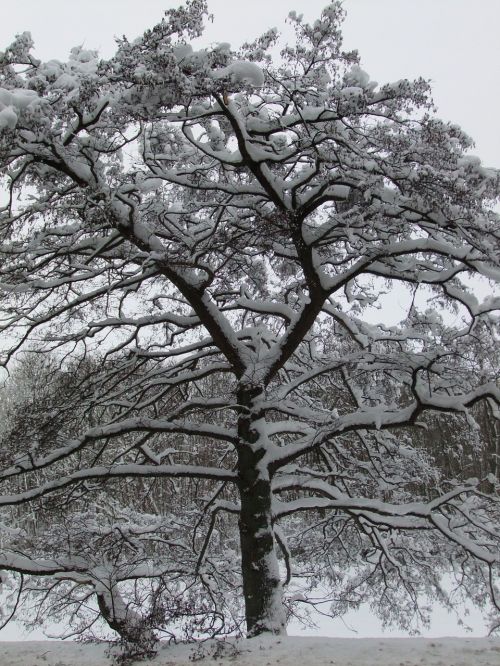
[
  {"left": 0, "top": 88, "right": 40, "bottom": 129},
  {"left": 212, "top": 61, "right": 264, "bottom": 87},
  {"left": 0, "top": 636, "right": 498, "bottom": 665}
]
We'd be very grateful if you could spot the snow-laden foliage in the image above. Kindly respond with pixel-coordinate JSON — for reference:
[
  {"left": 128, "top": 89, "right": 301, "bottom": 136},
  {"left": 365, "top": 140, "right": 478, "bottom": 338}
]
[{"left": 0, "top": 1, "right": 499, "bottom": 644}]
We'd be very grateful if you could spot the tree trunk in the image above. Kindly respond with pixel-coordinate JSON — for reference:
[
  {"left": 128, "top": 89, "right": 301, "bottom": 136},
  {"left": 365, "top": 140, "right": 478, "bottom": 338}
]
[
  {"left": 237, "top": 386, "right": 286, "bottom": 637},
  {"left": 96, "top": 585, "right": 155, "bottom": 648}
]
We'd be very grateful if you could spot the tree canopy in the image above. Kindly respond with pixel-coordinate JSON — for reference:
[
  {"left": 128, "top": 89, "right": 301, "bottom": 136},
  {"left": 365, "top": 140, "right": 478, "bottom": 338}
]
[{"left": 0, "top": 0, "right": 499, "bottom": 645}]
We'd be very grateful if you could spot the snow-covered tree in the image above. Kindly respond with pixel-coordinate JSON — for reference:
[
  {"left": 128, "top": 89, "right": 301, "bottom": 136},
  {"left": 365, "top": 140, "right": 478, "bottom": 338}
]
[
  {"left": 0, "top": 354, "right": 243, "bottom": 645},
  {"left": 0, "top": 1, "right": 499, "bottom": 640}
]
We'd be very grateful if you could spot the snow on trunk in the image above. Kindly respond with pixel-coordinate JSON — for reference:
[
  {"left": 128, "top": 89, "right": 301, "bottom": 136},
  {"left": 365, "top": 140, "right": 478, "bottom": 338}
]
[
  {"left": 96, "top": 584, "right": 155, "bottom": 647},
  {"left": 237, "top": 386, "right": 286, "bottom": 637}
]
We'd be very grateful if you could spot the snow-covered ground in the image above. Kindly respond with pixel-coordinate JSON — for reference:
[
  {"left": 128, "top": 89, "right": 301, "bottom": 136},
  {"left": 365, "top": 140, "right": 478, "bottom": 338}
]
[{"left": 0, "top": 636, "right": 499, "bottom": 666}]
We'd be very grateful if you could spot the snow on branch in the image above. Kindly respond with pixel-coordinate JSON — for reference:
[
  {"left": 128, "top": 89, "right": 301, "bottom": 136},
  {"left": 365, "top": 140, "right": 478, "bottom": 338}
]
[{"left": 0, "top": 0, "right": 499, "bottom": 640}]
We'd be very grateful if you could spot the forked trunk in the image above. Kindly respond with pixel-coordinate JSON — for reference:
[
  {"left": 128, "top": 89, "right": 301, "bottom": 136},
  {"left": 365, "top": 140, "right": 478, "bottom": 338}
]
[{"left": 237, "top": 386, "right": 286, "bottom": 637}]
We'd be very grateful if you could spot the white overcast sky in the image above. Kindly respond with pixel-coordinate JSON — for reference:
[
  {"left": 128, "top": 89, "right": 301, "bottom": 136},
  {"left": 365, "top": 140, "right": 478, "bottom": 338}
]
[
  {"left": 0, "top": 0, "right": 496, "bottom": 640},
  {"left": 1, "top": 0, "right": 499, "bottom": 166}
]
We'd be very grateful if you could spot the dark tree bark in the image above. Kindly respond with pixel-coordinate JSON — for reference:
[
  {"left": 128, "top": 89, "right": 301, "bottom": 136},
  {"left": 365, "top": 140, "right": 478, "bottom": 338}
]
[{"left": 237, "top": 386, "right": 286, "bottom": 636}]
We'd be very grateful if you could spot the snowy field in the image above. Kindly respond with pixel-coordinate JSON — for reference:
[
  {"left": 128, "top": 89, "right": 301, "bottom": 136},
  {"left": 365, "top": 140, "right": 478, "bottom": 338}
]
[{"left": 0, "top": 636, "right": 499, "bottom": 666}]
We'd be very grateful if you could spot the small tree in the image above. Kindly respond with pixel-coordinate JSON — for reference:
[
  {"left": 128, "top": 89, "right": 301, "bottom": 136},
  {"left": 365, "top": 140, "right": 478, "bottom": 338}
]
[
  {"left": 0, "top": 354, "right": 243, "bottom": 645},
  {"left": 0, "top": 1, "right": 499, "bottom": 639}
]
